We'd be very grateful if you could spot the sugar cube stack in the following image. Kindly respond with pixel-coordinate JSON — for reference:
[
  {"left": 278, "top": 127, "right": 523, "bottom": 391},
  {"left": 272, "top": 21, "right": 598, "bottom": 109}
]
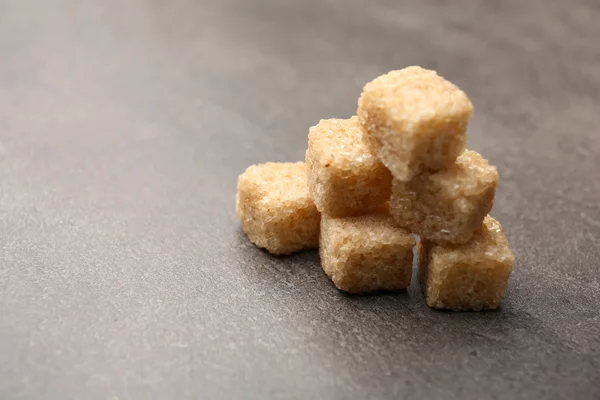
[{"left": 236, "top": 66, "right": 515, "bottom": 310}]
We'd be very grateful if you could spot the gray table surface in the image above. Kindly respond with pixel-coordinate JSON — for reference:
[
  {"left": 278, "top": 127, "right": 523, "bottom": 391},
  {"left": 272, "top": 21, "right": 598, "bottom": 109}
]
[{"left": 1, "top": 0, "right": 600, "bottom": 399}]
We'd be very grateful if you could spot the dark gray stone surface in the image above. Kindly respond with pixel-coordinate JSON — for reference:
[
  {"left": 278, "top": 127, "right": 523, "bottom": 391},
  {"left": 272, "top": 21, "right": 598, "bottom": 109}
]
[{"left": 1, "top": 0, "right": 599, "bottom": 399}]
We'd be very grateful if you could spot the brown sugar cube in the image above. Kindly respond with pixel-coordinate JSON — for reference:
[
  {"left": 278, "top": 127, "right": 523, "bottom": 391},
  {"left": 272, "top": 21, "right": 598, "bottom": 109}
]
[
  {"left": 320, "top": 212, "right": 415, "bottom": 294},
  {"left": 357, "top": 66, "right": 473, "bottom": 181},
  {"left": 236, "top": 162, "right": 320, "bottom": 255},
  {"left": 390, "top": 150, "right": 497, "bottom": 245},
  {"left": 306, "top": 116, "right": 392, "bottom": 218},
  {"left": 418, "top": 215, "right": 515, "bottom": 311}
]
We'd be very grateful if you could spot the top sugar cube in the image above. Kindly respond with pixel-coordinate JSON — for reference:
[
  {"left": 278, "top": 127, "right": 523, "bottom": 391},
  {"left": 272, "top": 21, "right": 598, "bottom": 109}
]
[{"left": 357, "top": 66, "right": 473, "bottom": 181}]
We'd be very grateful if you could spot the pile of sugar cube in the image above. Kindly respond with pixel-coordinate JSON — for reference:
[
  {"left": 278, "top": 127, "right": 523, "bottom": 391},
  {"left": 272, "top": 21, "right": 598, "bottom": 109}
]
[{"left": 236, "top": 66, "right": 515, "bottom": 311}]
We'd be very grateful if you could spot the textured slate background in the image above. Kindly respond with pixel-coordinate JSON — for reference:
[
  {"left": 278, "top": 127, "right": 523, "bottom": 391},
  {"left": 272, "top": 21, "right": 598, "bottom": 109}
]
[{"left": 1, "top": 0, "right": 599, "bottom": 399}]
